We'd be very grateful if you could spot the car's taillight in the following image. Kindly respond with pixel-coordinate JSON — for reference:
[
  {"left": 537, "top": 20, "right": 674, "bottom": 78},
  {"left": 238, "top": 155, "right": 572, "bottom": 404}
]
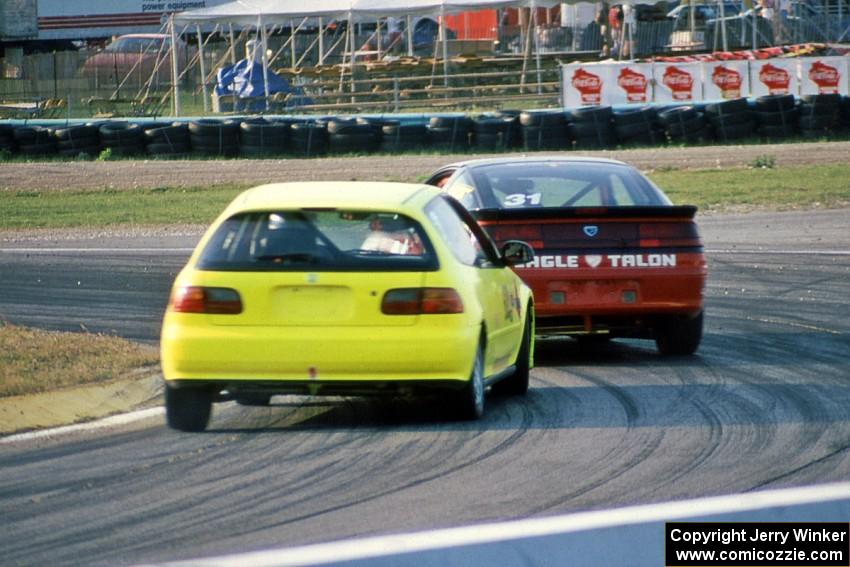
[
  {"left": 638, "top": 222, "right": 702, "bottom": 248},
  {"left": 382, "top": 288, "right": 464, "bottom": 315},
  {"left": 170, "top": 286, "right": 243, "bottom": 314}
]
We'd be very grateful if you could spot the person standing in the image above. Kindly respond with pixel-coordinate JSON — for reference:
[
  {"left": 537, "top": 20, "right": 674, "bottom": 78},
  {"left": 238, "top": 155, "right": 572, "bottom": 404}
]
[
  {"left": 608, "top": 4, "right": 623, "bottom": 57},
  {"left": 597, "top": 2, "right": 612, "bottom": 57}
]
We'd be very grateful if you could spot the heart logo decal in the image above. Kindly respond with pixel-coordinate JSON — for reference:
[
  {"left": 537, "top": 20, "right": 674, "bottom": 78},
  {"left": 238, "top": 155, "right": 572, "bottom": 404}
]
[{"left": 585, "top": 255, "right": 602, "bottom": 268}]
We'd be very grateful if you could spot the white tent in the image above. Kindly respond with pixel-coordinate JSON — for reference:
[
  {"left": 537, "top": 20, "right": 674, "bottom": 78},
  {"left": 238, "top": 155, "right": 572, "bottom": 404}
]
[
  {"left": 169, "top": 0, "right": 657, "bottom": 115},
  {"left": 173, "top": 0, "right": 559, "bottom": 26}
]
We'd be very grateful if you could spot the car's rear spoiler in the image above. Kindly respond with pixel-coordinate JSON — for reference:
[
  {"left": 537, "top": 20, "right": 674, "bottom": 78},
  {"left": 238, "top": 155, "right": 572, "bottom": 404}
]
[{"left": 471, "top": 205, "right": 698, "bottom": 221}]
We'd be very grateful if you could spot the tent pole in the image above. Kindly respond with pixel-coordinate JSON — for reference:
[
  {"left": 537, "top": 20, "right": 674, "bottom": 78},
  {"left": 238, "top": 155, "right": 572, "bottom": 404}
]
[
  {"left": 169, "top": 15, "right": 180, "bottom": 116},
  {"left": 261, "top": 16, "right": 270, "bottom": 112},
  {"left": 196, "top": 24, "right": 209, "bottom": 113},
  {"left": 720, "top": 0, "right": 728, "bottom": 51},
  {"left": 228, "top": 24, "right": 237, "bottom": 65},
  {"left": 350, "top": 11, "right": 356, "bottom": 103},
  {"left": 377, "top": 17, "right": 382, "bottom": 60},
  {"left": 290, "top": 19, "right": 296, "bottom": 68},
  {"left": 407, "top": 15, "right": 414, "bottom": 56},
  {"left": 440, "top": 7, "right": 449, "bottom": 89},
  {"left": 520, "top": 7, "right": 532, "bottom": 92},
  {"left": 319, "top": 17, "right": 325, "bottom": 65},
  {"left": 532, "top": 0, "right": 542, "bottom": 94}
]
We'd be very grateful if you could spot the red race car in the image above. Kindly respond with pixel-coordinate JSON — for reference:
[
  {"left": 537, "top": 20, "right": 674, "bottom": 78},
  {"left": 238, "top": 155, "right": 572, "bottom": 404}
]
[{"left": 426, "top": 157, "right": 707, "bottom": 355}]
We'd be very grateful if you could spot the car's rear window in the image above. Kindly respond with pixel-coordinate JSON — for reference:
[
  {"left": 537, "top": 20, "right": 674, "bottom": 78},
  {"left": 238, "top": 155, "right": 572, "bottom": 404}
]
[
  {"left": 469, "top": 162, "right": 671, "bottom": 209},
  {"left": 197, "top": 210, "right": 438, "bottom": 272}
]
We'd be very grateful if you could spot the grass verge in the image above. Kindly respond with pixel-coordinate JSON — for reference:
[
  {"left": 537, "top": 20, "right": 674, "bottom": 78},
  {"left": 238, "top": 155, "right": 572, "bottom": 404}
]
[
  {"left": 649, "top": 164, "right": 850, "bottom": 213},
  {"left": 0, "top": 322, "right": 159, "bottom": 398},
  {"left": 0, "top": 164, "right": 848, "bottom": 229}
]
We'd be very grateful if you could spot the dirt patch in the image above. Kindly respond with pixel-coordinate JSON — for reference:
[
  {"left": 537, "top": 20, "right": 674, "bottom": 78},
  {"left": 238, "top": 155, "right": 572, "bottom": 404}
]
[
  {"left": 0, "top": 369, "right": 162, "bottom": 436},
  {"left": 2, "top": 141, "right": 849, "bottom": 192}
]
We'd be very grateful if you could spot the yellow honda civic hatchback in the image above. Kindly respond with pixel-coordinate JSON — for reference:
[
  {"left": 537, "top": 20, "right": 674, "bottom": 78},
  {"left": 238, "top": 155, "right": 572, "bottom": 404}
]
[{"left": 161, "top": 182, "right": 535, "bottom": 431}]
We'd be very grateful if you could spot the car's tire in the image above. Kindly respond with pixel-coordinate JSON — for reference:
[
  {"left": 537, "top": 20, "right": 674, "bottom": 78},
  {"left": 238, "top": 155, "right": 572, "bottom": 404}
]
[
  {"left": 754, "top": 94, "right": 795, "bottom": 112},
  {"left": 57, "top": 136, "right": 99, "bottom": 151},
  {"left": 655, "top": 310, "right": 703, "bottom": 356},
  {"left": 703, "top": 97, "right": 750, "bottom": 117},
  {"left": 453, "top": 340, "right": 485, "bottom": 420},
  {"left": 165, "top": 386, "right": 213, "bottom": 432},
  {"left": 53, "top": 124, "right": 100, "bottom": 142},
  {"left": 18, "top": 142, "right": 57, "bottom": 156},
  {"left": 492, "top": 315, "right": 531, "bottom": 397},
  {"left": 519, "top": 110, "right": 565, "bottom": 128}
]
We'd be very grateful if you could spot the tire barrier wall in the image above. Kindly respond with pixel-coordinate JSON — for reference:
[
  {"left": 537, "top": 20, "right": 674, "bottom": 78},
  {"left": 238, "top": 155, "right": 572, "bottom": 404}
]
[{"left": 0, "top": 95, "right": 849, "bottom": 160}]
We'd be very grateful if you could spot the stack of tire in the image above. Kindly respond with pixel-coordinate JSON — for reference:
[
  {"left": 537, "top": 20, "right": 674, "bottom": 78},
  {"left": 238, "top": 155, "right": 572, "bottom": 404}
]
[
  {"left": 703, "top": 98, "right": 755, "bottom": 142},
  {"left": 471, "top": 115, "right": 520, "bottom": 151},
  {"left": 52, "top": 124, "right": 100, "bottom": 158},
  {"left": 239, "top": 118, "right": 290, "bottom": 157},
  {"left": 427, "top": 116, "right": 472, "bottom": 151},
  {"left": 189, "top": 119, "right": 239, "bottom": 157},
  {"left": 144, "top": 123, "right": 191, "bottom": 157},
  {"left": 355, "top": 117, "right": 385, "bottom": 148},
  {"left": 753, "top": 94, "right": 797, "bottom": 139},
  {"left": 12, "top": 126, "right": 56, "bottom": 157},
  {"left": 519, "top": 111, "right": 569, "bottom": 151},
  {"left": 796, "top": 94, "right": 841, "bottom": 139},
  {"left": 99, "top": 122, "right": 145, "bottom": 156},
  {"left": 0, "top": 124, "right": 14, "bottom": 155},
  {"left": 290, "top": 121, "right": 328, "bottom": 157},
  {"left": 841, "top": 96, "right": 850, "bottom": 133},
  {"left": 380, "top": 121, "right": 428, "bottom": 153},
  {"left": 657, "top": 106, "right": 709, "bottom": 144},
  {"left": 568, "top": 106, "right": 615, "bottom": 149},
  {"left": 612, "top": 107, "right": 665, "bottom": 147},
  {"left": 327, "top": 118, "right": 380, "bottom": 155}
]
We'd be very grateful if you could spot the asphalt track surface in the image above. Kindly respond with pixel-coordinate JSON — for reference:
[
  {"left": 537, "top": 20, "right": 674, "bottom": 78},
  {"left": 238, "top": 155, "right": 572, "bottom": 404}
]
[{"left": 1, "top": 208, "right": 849, "bottom": 566}]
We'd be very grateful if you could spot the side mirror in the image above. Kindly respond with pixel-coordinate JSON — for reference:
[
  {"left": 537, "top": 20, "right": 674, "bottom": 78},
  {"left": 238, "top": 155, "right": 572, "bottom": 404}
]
[{"left": 500, "top": 240, "right": 534, "bottom": 266}]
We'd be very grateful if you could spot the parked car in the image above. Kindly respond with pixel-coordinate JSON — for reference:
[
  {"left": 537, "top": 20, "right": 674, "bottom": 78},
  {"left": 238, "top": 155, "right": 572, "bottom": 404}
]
[
  {"left": 81, "top": 33, "right": 194, "bottom": 87},
  {"left": 426, "top": 157, "right": 707, "bottom": 355},
  {"left": 160, "top": 182, "right": 535, "bottom": 431}
]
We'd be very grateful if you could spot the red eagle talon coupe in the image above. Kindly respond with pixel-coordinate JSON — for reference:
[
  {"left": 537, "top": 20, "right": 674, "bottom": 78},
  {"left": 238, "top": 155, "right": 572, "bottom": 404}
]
[{"left": 426, "top": 157, "right": 707, "bottom": 355}]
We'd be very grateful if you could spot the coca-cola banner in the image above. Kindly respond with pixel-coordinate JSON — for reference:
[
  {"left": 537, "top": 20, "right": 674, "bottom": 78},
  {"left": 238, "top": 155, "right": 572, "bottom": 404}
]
[
  {"left": 610, "top": 63, "right": 654, "bottom": 105},
  {"left": 799, "top": 57, "right": 848, "bottom": 96},
  {"left": 703, "top": 61, "right": 750, "bottom": 101},
  {"left": 561, "top": 57, "right": 849, "bottom": 108},
  {"left": 751, "top": 59, "right": 798, "bottom": 97},
  {"left": 653, "top": 62, "right": 702, "bottom": 103},
  {"left": 563, "top": 63, "right": 611, "bottom": 107}
]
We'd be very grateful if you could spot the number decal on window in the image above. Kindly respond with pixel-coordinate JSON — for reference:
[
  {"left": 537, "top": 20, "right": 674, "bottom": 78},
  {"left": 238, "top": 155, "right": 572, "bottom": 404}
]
[{"left": 503, "top": 193, "right": 542, "bottom": 207}]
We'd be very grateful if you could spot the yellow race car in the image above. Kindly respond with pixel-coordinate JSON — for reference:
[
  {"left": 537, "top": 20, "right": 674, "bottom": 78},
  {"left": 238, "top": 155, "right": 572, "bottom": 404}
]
[{"left": 161, "top": 182, "right": 535, "bottom": 431}]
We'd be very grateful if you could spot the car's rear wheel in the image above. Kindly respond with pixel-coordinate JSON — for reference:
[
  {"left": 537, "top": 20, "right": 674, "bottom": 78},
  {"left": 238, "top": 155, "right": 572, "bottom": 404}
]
[
  {"left": 655, "top": 311, "right": 703, "bottom": 356},
  {"left": 492, "top": 315, "right": 531, "bottom": 397},
  {"left": 165, "top": 386, "right": 213, "bottom": 432},
  {"left": 454, "top": 341, "right": 485, "bottom": 420}
]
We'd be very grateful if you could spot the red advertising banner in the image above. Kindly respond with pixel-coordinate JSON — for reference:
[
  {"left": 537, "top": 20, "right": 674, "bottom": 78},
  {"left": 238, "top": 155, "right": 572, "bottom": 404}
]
[
  {"left": 799, "top": 57, "right": 848, "bottom": 96},
  {"left": 654, "top": 62, "right": 702, "bottom": 103},
  {"left": 560, "top": 57, "right": 848, "bottom": 108},
  {"left": 613, "top": 63, "right": 653, "bottom": 104},
  {"left": 703, "top": 60, "right": 750, "bottom": 101},
  {"left": 751, "top": 59, "right": 798, "bottom": 97}
]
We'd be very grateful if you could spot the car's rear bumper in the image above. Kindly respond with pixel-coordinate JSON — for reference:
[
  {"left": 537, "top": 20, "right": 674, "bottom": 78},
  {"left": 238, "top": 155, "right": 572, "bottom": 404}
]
[
  {"left": 165, "top": 378, "right": 470, "bottom": 398},
  {"left": 161, "top": 314, "right": 478, "bottom": 385},
  {"left": 526, "top": 264, "right": 706, "bottom": 336}
]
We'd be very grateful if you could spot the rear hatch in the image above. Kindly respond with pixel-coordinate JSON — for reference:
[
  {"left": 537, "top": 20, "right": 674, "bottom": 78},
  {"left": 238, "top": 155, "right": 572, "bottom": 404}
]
[
  {"left": 475, "top": 206, "right": 705, "bottom": 314},
  {"left": 199, "top": 271, "right": 427, "bottom": 327},
  {"left": 191, "top": 209, "right": 437, "bottom": 327}
]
